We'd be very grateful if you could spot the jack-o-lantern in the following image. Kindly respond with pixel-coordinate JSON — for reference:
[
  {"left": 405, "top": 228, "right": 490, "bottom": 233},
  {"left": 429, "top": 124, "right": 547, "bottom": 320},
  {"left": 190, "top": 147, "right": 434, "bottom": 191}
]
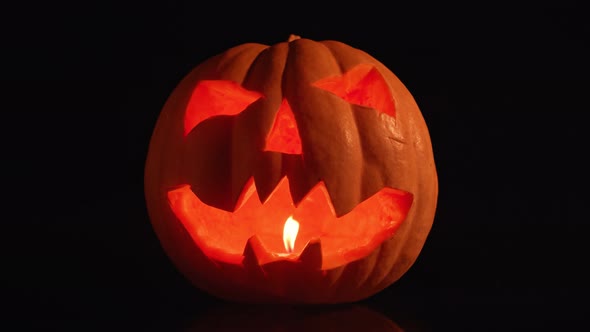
[{"left": 144, "top": 35, "right": 438, "bottom": 304}]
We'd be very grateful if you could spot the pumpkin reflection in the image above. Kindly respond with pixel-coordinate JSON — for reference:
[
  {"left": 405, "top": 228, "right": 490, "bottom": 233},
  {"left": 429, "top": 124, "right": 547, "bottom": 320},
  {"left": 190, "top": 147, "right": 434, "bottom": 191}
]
[{"left": 185, "top": 304, "right": 404, "bottom": 332}]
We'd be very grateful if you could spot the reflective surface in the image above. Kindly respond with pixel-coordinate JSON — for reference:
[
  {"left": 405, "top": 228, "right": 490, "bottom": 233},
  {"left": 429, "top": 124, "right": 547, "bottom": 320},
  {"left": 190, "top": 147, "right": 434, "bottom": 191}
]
[
  {"left": 6, "top": 2, "right": 587, "bottom": 331},
  {"left": 185, "top": 304, "right": 406, "bottom": 332}
]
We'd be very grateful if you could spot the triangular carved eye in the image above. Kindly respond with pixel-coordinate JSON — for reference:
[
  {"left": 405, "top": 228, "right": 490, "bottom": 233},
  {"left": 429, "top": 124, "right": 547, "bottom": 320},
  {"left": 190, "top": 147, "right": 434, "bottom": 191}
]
[
  {"left": 264, "top": 99, "right": 302, "bottom": 155},
  {"left": 184, "top": 80, "right": 263, "bottom": 136},
  {"left": 312, "top": 64, "right": 396, "bottom": 118}
]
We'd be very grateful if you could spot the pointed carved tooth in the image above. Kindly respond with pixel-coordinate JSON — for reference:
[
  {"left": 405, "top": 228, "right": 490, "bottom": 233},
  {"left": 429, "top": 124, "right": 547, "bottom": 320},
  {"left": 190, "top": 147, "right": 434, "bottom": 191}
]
[
  {"left": 234, "top": 177, "right": 257, "bottom": 212},
  {"left": 242, "top": 235, "right": 274, "bottom": 267},
  {"left": 298, "top": 238, "right": 322, "bottom": 269}
]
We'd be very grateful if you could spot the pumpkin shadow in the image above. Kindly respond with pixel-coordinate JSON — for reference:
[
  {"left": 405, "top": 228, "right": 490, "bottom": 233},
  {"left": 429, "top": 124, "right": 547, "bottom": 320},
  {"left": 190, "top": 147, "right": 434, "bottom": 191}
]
[{"left": 184, "top": 303, "right": 404, "bottom": 332}]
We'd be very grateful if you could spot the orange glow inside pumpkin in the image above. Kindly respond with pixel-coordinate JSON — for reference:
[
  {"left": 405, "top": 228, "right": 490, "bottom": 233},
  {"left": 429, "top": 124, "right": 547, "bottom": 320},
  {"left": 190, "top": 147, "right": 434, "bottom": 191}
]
[
  {"left": 168, "top": 178, "right": 412, "bottom": 270},
  {"left": 172, "top": 64, "right": 409, "bottom": 270},
  {"left": 184, "top": 80, "right": 263, "bottom": 136},
  {"left": 264, "top": 99, "right": 302, "bottom": 154},
  {"left": 313, "top": 63, "right": 396, "bottom": 118},
  {"left": 184, "top": 63, "right": 395, "bottom": 138}
]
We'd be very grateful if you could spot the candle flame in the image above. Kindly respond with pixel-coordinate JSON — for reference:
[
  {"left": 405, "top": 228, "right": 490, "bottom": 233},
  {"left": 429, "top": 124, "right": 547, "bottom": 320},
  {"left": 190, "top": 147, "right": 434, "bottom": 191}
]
[{"left": 282, "top": 216, "right": 299, "bottom": 253}]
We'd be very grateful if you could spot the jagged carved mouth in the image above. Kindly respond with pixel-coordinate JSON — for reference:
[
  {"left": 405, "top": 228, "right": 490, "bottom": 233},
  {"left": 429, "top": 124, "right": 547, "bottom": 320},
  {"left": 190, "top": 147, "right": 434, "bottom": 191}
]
[{"left": 168, "top": 176, "right": 412, "bottom": 270}]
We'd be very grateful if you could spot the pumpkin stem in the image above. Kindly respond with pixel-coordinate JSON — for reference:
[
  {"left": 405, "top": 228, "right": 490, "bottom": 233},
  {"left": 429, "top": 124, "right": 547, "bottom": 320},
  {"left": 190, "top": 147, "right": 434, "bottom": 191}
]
[{"left": 288, "top": 34, "right": 301, "bottom": 42}]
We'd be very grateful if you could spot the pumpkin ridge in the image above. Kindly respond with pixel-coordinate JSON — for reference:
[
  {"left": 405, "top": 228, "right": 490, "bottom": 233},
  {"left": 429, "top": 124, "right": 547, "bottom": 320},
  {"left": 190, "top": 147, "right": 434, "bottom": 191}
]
[
  {"left": 230, "top": 44, "right": 286, "bottom": 210},
  {"left": 319, "top": 41, "right": 401, "bottom": 213},
  {"left": 287, "top": 38, "right": 365, "bottom": 217},
  {"left": 358, "top": 240, "right": 392, "bottom": 300},
  {"left": 322, "top": 40, "right": 370, "bottom": 218}
]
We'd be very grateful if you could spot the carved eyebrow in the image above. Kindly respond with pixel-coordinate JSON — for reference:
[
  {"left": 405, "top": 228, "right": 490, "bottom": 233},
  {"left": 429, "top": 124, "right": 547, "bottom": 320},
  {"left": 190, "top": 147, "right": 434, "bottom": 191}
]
[
  {"left": 184, "top": 80, "right": 263, "bottom": 136},
  {"left": 312, "top": 64, "right": 396, "bottom": 118}
]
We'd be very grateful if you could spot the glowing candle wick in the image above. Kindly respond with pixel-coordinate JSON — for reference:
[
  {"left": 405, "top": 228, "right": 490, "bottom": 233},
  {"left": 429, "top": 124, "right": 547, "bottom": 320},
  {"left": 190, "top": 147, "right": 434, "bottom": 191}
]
[{"left": 283, "top": 216, "right": 299, "bottom": 253}]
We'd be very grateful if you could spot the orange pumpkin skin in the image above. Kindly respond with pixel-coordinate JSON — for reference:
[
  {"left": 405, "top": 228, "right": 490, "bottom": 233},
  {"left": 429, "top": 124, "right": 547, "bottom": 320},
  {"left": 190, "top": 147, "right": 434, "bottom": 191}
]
[{"left": 144, "top": 35, "right": 438, "bottom": 304}]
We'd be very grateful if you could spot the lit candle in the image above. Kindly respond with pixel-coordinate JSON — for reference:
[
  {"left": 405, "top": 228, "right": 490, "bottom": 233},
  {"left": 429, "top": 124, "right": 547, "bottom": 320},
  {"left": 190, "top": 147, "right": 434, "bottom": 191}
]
[{"left": 282, "top": 215, "right": 299, "bottom": 254}]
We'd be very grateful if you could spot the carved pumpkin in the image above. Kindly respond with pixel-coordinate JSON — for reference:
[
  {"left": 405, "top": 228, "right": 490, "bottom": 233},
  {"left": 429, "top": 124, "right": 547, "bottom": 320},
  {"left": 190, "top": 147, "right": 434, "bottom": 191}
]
[{"left": 144, "top": 35, "right": 438, "bottom": 304}]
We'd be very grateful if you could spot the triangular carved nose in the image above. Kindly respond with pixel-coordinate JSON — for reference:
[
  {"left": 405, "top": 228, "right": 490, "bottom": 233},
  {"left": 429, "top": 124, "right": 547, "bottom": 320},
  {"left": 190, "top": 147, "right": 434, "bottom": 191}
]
[{"left": 264, "top": 99, "right": 302, "bottom": 155}]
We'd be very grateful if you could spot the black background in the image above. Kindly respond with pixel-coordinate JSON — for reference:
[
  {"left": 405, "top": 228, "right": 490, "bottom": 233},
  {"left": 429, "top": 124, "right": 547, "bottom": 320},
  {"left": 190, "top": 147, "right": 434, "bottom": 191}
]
[{"left": 4, "top": 1, "right": 588, "bottom": 330}]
